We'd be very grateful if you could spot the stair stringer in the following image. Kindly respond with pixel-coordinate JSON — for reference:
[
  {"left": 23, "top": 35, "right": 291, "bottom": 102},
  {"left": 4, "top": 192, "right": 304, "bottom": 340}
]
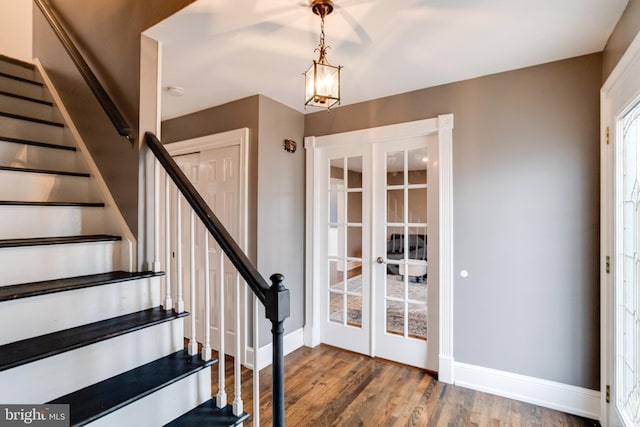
[{"left": 34, "top": 59, "right": 135, "bottom": 272}]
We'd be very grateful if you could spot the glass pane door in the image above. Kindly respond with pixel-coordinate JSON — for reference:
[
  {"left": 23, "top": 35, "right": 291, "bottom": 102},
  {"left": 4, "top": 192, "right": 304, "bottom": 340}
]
[
  {"left": 315, "top": 132, "right": 438, "bottom": 368},
  {"left": 374, "top": 135, "right": 438, "bottom": 370},
  {"left": 320, "top": 146, "right": 371, "bottom": 355},
  {"left": 384, "top": 149, "right": 428, "bottom": 340},
  {"left": 328, "top": 157, "right": 364, "bottom": 329}
]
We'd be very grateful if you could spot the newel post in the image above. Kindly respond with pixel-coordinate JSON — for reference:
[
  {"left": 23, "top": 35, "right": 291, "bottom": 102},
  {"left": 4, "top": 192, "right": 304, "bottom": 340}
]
[{"left": 265, "top": 273, "right": 290, "bottom": 427}]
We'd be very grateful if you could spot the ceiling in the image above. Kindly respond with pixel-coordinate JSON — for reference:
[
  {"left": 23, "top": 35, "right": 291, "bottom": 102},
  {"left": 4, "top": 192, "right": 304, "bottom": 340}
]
[{"left": 145, "top": 0, "right": 629, "bottom": 121}]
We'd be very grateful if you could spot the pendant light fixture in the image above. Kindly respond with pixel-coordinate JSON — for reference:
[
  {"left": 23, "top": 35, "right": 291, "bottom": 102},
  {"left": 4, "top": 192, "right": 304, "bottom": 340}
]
[{"left": 304, "top": 0, "right": 342, "bottom": 110}]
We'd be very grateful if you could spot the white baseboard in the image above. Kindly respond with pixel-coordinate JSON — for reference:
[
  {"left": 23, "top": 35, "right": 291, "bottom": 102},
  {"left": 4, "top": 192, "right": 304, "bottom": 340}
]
[
  {"left": 438, "top": 355, "right": 454, "bottom": 384},
  {"left": 245, "top": 328, "right": 304, "bottom": 371},
  {"left": 454, "top": 362, "right": 601, "bottom": 420}
]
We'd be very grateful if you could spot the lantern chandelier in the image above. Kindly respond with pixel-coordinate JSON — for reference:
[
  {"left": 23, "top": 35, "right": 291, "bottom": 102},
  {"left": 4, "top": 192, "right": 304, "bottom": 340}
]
[{"left": 304, "top": 0, "right": 342, "bottom": 110}]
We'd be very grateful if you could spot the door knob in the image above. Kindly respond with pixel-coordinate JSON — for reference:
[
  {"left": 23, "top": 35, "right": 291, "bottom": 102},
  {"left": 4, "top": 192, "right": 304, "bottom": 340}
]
[{"left": 376, "top": 257, "right": 385, "bottom": 264}]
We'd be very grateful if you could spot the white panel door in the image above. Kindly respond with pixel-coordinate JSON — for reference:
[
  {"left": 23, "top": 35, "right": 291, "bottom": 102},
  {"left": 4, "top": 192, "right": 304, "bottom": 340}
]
[
  {"left": 174, "top": 144, "right": 241, "bottom": 356},
  {"left": 201, "top": 145, "right": 241, "bottom": 355}
]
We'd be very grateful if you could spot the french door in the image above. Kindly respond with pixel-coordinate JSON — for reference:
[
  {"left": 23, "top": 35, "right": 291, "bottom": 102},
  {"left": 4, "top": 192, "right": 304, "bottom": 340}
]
[
  {"left": 319, "top": 144, "right": 371, "bottom": 354},
  {"left": 315, "top": 129, "right": 439, "bottom": 370},
  {"left": 373, "top": 136, "right": 439, "bottom": 370}
]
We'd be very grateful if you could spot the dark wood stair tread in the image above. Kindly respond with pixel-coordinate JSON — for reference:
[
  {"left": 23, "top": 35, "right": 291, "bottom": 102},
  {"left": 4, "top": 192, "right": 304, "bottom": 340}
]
[
  {"left": 0, "top": 271, "right": 162, "bottom": 302},
  {"left": 0, "top": 90, "right": 53, "bottom": 106},
  {"left": 0, "top": 135, "right": 76, "bottom": 151},
  {"left": 0, "top": 200, "right": 104, "bottom": 207},
  {"left": 166, "top": 400, "right": 249, "bottom": 427},
  {"left": 0, "top": 201, "right": 104, "bottom": 207},
  {"left": 49, "top": 350, "right": 216, "bottom": 426},
  {"left": 0, "top": 165, "right": 88, "bottom": 177},
  {"left": 0, "top": 307, "right": 187, "bottom": 372},
  {"left": 0, "top": 111, "right": 63, "bottom": 127},
  {"left": 0, "top": 70, "right": 43, "bottom": 86},
  {"left": 0, "top": 235, "right": 121, "bottom": 248},
  {"left": 0, "top": 55, "right": 35, "bottom": 70}
]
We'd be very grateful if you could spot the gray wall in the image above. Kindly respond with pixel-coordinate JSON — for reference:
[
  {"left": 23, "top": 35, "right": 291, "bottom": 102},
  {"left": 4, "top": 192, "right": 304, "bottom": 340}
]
[
  {"left": 162, "top": 95, "right": 306, "bottom": 346},
  {"left": 305, "top": 53, "right": 602, "bottom": 389},
  {"left": 32, "top": 0, "right": 196, "bottom": 235},
  {"left": 256, "top": 95, "right": 305, "bottom": 345},
  {"left": 603, "top": 0, "right": 640, "bottom": 81}
]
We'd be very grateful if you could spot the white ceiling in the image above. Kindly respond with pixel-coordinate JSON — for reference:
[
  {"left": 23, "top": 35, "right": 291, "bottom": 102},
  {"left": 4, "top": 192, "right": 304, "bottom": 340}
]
[{"left": 145, "top": 0, "right": 628, "bottom": 121}]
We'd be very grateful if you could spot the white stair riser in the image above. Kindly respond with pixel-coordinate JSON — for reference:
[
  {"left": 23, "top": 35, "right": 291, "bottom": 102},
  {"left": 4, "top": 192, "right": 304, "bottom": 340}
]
[
  {"left": 0, "top": 77, "right": 46, "bottom": 101},
  {"left": 0, "top": 62, "right": 37, "bottom": 81},
  {"left": 0, "top": 318, "right": 184, "bottom": 404},
  {"left": 0, "top": 170, "right": 95, "bottom": 202},
  {"left": 89, "top": 367, "right": 212, "bottom": 427},
  {"left": 0, "top": 115, "right": 63, "bottom": 143},
  {"left": 0, "top": 206, "right": 106, "bottom": 239},
  {"left": 0, "top": 277, "right": 162, "bottom": 345},
  {"left": 0, "top": 141, "right": 79, "bottom": 171},
  {"left": 0, "top": 241, "right": 122, "bottom": 286},
  {"left": 0, "top": 95, "right": 56, "bottom": 121}
]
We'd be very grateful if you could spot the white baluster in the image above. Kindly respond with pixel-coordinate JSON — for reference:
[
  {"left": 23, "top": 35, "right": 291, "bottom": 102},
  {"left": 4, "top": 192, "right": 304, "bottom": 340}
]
[
  {"left": 202, "top": 228, "right": 212, "bottom": 361},
  {"left": 163, "top": 174, "right": 172, "bottom": 311},
  {"left": 233, "top": 273, "right": 243, "bottom": 416},
  {"left": 216, "top": 249, "right": 227, "bottom": 408},
  {"left": 253, "top": 293, "right": 260, "bottom": 427},
  {"left": 188, "top": 210, "right": 198, "bottom": 356},
  {"left": 152, "top": 158, "right": 161, "bottom": 272},
  {"left": 175, "top": 193, "right": 184, "bottom": 313}
]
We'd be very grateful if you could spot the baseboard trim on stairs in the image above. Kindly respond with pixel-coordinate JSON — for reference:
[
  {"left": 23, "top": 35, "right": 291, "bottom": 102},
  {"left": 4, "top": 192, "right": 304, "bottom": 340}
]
[
  {"left": 453, "top": 361, "right": 601, "bottom": 420},
  {"left": 246, "top": 328, "right": 304, "bottom": 370}
]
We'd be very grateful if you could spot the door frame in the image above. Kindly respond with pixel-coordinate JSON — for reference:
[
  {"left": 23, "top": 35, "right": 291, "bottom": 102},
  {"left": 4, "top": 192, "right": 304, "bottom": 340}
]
[
  {"left": 165, "top": 128, "right": 250, "bottom": 365},
  {"left": 304, "top": 115, "right": 454, "bottom": 382},
  {"left": 601, "top": 31, "right": 640, "bottom": 427}
]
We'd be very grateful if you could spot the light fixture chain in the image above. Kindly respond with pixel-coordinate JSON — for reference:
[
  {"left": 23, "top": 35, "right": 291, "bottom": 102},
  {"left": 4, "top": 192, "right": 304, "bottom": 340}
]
[
  {"left": 317, "top": 13, "right": 329, "bottom": 64},
  {"left": 320, "top": 14, "right": 326, "bottom": 52}
]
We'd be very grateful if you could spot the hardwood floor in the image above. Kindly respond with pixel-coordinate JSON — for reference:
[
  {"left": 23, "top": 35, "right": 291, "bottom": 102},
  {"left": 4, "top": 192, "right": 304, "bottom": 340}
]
[{"left": 213, "top": 344, "right": 600, "bottom": 426}]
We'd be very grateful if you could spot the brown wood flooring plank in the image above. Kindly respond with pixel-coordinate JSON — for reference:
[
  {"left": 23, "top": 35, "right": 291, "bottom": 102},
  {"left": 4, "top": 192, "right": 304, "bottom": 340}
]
[{"left": 203, "top": 344, "right": 598, "bottom": 426}]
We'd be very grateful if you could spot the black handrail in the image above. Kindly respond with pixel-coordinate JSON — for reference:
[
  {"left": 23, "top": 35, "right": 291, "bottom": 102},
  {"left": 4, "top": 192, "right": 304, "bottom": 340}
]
[
  {"left": 33, "top": 0, "right": 134, "bottom": 143},
  {"left": 146, "top": 132, "right": 290, "bottom": 426},
  {"left": 145, "top": 132, "right": 270, "bottom": 301}
]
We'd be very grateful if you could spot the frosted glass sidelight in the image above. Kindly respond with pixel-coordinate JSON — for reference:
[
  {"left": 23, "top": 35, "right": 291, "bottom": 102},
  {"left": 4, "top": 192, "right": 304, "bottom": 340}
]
[{"left": 620, "top": 101, "right": 640, "bottom": 425}]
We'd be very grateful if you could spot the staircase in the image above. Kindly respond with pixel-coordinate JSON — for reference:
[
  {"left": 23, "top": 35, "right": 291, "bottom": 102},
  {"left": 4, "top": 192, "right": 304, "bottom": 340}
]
[{"left": 0, "top": 55, "right": 249, "bottom": 425}]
